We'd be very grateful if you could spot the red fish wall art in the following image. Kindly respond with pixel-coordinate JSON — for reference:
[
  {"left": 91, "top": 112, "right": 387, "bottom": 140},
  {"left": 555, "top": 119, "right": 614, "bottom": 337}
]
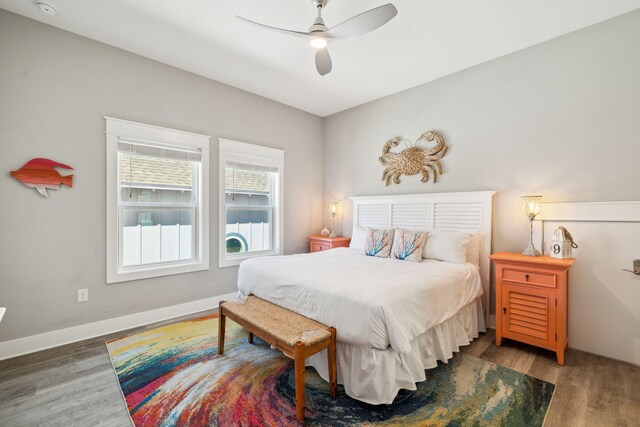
[{"left": 10, "top": 158, "right": 74, "bottom": 197}]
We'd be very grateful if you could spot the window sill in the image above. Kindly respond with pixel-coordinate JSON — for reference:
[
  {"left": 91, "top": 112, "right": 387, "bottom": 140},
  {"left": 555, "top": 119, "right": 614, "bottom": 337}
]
[
  {"left": 219, "top": 250, "right": 281, "bottom": 268},
  {"left": 107, "top": 260, "right": 209, "bottom": 284}
]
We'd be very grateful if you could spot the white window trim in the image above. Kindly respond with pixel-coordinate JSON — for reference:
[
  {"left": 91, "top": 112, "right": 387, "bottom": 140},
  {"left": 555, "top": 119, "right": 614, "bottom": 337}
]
[
  {"left": 105, "top": 117, "right": 210, "bottom": 283},
  {"left": 219, "top": 138, "right": 284, "bottom": 268}
]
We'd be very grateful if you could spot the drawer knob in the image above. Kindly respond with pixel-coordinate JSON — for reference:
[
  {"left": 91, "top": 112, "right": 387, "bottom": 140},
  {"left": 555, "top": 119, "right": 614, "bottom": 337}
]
[{"left": 525, "top": 274, "right": 530, "bottom": 281}]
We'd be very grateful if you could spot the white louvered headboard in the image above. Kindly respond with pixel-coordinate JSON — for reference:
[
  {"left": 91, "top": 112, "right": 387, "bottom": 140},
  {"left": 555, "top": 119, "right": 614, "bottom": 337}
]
[{"left": 351, "top": 191, "right": 496, "bottom": 323}]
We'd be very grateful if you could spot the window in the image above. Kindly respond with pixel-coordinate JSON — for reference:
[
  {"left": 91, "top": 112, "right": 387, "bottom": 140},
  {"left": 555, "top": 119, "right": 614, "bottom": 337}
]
[
  {"left": 106, "top": 117, "right": 210, "bottom": 283},
  {"left": 219, "top": 139, "right": 284, "bottom": 268}
]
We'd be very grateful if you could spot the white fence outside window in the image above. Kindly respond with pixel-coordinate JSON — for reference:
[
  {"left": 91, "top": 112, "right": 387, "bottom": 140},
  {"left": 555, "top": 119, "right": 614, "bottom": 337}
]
[
  {"left": 122, "top": 222, "right": 270, "bottom": 266},
  {"left": 225, "top": 222, "right": 271, "bottom": 253},
  {"left": 122, "top": 225, "right": 192, "bottom": 266}
]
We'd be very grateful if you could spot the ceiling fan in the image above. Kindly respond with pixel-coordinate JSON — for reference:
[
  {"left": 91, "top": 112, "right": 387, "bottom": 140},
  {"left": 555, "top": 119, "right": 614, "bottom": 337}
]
[{"left": 237, "top": 0, "right": 398, "bottom": 76}]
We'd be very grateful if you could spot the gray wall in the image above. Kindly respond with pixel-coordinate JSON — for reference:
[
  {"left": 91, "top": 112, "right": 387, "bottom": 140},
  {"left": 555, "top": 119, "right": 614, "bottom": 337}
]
[
  {"left": 323, "top": 10, "right": 640, "bottom": 313},
  {"left": 2, "top": 7, "right": 639, "bottom": 344},
  {"left": 0, "top": 10, "right": 323, "bottom": 342}
]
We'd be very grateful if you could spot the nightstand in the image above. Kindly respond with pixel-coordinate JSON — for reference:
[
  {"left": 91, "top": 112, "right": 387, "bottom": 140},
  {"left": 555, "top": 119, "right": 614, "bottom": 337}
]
[
  {"left": 490, "top": 252, "right": 575, "bottom": 365},
  {"left": 307, "top": 235, "right": 351, "bottom": 253}
]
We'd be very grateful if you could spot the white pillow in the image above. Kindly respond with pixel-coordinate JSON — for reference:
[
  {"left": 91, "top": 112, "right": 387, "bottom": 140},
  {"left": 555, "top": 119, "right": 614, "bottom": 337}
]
[
  {"left": 349, "top": 224, "right": 368, "bottom": 251},
  {"left": 466, "top": 232, "right": 480, "bottom": 268},
  {"left": 423, "top": 230, "right": 472, "bottom": 264}
]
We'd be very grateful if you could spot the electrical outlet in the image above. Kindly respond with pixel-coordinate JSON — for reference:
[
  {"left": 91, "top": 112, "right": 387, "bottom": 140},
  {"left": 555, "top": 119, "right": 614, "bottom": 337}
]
[{"left": 77, "top": 288, "right": 89, "bottom": 303}]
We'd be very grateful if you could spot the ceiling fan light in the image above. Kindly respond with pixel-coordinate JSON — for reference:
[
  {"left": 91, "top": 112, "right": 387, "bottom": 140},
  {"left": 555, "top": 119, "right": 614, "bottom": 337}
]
[{"left": 310, "top": 37, "right": 327, "bottom": 49}]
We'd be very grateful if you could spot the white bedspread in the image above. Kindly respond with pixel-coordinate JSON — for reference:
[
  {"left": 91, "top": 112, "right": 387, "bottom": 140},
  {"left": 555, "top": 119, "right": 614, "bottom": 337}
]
[{"left": 237, "top": 247, "right": 482, "bottom": 355}]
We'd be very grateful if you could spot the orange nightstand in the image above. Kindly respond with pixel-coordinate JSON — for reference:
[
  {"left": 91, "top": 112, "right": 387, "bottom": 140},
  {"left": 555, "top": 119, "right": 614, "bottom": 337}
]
[
  {"left": 490, "top": 252, "right": 575, "bottom": 365},
  {"left": 307, "top": 236, "right": 351, "bottom": 253}
]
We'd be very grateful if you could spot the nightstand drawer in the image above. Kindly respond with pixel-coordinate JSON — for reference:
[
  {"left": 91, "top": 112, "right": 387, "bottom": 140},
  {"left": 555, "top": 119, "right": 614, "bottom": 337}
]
[
  {"left": 308, "top": 235, "right": 351, "bottom": 253},
  {"left": 502, "top": 268, "right": 556, "bottom": 288},
  {"left": 311, "top": 242, "right": 331, "bottom": 252}
]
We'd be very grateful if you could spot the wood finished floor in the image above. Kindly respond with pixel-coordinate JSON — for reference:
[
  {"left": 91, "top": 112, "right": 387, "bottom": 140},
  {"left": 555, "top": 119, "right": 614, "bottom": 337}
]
[{"left": 1, "top": 312, "right": 638, "bottom": 427}]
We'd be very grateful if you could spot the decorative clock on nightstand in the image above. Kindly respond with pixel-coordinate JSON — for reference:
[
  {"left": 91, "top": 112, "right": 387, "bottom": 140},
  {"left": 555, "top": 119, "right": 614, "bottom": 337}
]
[
  {"left": 307, "top": 235, "right": 351, "bottom": 253},
  {"left": 490, "top": 252, "right": 575, "bottom": 365}
]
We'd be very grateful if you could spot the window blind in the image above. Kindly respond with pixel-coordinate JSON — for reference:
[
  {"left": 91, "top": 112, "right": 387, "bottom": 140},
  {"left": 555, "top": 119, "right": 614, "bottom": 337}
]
[
  {"left": 225, "top": 160, "right": 279, "bottom": 174},
  {"left": 118, "top": 138, "right": 202, "bottom": 162}
]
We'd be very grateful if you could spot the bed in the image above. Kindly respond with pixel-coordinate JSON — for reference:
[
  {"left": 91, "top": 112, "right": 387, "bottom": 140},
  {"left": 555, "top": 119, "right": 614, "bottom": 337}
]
[{"left": 237, "top": 191, "right": 495, "bottom": 404}]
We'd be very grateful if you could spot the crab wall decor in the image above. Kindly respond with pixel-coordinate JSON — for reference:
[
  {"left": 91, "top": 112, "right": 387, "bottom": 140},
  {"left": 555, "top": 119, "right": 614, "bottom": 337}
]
[{"left": 379, "top": 131, "right": 448, "bottom": 186}]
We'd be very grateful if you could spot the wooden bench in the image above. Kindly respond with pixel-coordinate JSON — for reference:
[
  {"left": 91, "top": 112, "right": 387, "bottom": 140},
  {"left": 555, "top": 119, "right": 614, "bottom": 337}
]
[{"left": 218, "top": 296, "right": 337, "bottom": 421}]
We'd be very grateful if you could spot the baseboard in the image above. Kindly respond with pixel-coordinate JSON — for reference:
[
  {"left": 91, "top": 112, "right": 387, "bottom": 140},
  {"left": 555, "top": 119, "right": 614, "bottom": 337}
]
[{"left": 0, "top": 292, "right": 237, "bottom": 361}]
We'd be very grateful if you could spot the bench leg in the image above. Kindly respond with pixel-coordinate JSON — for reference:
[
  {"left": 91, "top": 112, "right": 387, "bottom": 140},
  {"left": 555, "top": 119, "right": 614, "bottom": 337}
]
[
  {"left": 218, "top": 301, "right": 226, "bottom": 355},
  {"left": 294, "top": 341, "right": 305, "bottom": 422},
  {"left": 328, "top": 327, "right": 337, "bottom": 398},
  {"left": 248, "top": 331, "right": 254, "bottom": 344}
]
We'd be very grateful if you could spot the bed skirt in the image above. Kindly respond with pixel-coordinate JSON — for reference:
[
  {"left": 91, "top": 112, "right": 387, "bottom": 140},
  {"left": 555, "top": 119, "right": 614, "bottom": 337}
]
[{"left": 306, "top": 296, "right": 486, "bottom": 405}]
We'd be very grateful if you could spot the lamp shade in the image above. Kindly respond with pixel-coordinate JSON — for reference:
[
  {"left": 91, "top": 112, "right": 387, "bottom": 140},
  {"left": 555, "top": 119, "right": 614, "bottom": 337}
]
[
  {"left": 522, "top": 195, "right": 542, "bottom": 219},
  {"left": 329, "top": 201, "right": 340, "bottom": 216}
]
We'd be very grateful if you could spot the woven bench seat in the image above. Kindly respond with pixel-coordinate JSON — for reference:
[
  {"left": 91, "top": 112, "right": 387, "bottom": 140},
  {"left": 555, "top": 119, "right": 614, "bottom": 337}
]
[
  {"left": 218, "top": 295, "right": 337, "bottom": 422},
  {"left": 221, "top": 296, "right": 331, "bottom": 347}
]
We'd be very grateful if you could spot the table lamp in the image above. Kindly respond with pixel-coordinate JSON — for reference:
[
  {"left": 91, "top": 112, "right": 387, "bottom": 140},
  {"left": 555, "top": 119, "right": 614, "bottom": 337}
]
[
  {"left": 522, "top": 195, "right": 542, "bottom": 256},
  {"left": 329, "top": 201, "right": 340, "bottom": 237}
]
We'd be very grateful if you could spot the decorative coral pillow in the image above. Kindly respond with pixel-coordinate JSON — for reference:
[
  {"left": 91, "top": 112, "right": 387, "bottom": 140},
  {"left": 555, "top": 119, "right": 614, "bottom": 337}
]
[
  {"left": 364, "top": 228, "right": 395, "bottom": 258},
  {"left": 391, "top": 228, "right": 428, "bottom": 262}
]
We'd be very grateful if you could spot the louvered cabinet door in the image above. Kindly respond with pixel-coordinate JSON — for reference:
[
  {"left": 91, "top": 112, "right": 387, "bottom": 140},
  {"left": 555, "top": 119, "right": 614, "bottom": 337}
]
[{"left": 501, "top": 283, "right": 556, "bottom": 349}]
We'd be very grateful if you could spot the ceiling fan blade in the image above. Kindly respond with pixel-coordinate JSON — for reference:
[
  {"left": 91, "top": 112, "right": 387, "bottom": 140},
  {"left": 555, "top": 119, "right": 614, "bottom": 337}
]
[
  {"left": 315, "top": 47, "right": 332, "bottom": 76},
  {"left": 325, "top": 3, "right": 398, "bottom": 39},
  {"left": 236, "top": 16, "right": 311, "bottom": 39}
]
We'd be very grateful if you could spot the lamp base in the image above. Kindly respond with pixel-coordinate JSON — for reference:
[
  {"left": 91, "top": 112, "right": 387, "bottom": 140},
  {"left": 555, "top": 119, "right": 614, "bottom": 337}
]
[
  {"left": 329, "top": 231, "right": 337, "bottom": 238},
  {"left": 522, "top": 243, "right": 541, "bottom": 257}
]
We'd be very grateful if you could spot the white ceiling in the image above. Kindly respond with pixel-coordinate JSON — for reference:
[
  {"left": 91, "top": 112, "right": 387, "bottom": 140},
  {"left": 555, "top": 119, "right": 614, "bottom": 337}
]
[{"left": 1, "top": 0, "right": 638, "bottom": 117}]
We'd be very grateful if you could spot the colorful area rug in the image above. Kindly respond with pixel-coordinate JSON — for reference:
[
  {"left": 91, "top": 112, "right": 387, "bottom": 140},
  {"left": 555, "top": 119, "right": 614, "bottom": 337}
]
[{"left": 106, "top": 314, "right": 554, "bottom": 426}]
